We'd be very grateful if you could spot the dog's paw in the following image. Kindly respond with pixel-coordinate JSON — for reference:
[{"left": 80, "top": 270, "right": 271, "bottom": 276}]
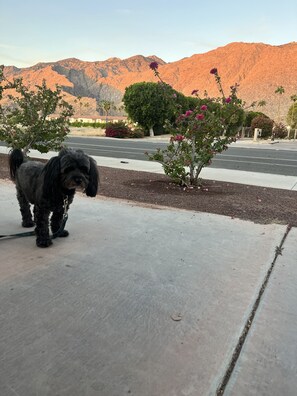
[
  {"left": 59, "top": 230, "right": 69, "bottom": 238},
  {"left": 36, "top": 238, "right": 53, "bottom": 248},
  {"left": 22, "top": 220, "right": 35, "bottom": 228}
]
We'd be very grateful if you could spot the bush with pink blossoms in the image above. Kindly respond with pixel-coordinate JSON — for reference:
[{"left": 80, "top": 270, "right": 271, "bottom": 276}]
[{"left": 148, "top": 63, "right": 248, "bottom": 186}]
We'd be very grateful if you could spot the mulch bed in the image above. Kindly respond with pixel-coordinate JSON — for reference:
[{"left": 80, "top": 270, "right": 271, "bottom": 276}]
[{"left": 1, "top": 153, "right": 296, "bottom": 226}]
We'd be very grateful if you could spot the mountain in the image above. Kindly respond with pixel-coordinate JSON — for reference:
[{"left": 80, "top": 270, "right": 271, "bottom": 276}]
[{"left": 2, "top": 43, "right": 297, "bottom": 121}]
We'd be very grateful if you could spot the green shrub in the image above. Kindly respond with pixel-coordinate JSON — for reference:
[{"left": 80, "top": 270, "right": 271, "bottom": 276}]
[
  {"left": 70, "top": 121, "right": 106, "bottom": 128},
  {"left": 130, "top": 128, "right": 145, "bottom": 138},
  {"left": 0, "top": 68, "right": 73, "bottom": 154},
  {"left": 243, "top": 111, "right": 268, "bottom": 127},
  {"left": 251, "top": 115, "right": 273, "bottom": 139},
  {"left": 105, "top": 121, "right": 131, "bottom": 138}
]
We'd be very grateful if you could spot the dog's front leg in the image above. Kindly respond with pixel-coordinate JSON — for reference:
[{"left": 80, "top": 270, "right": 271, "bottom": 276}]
[
  {"left": 34, "top": 206, "right": 52, "bottom": 247},
  {"left": 51, "top": 208, "right": 69, "bottom": 237}
]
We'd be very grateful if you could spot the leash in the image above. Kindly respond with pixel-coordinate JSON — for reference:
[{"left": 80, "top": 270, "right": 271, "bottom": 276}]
[
  {"left": 52, "top": 197, "right": 69, "bottom": 239},
  {"left": 0, "top": 230, "right": 36, "bottom": 239},
  {"left": 0, "top": 197, "right": 69, "bottom": 241}
]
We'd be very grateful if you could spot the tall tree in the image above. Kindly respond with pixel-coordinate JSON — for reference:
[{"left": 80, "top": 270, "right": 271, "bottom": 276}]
[
  {"left": 123, "top": 82, "right": 179, "bottom": 136},
  {"left": 287, "top": 100, "right": 297, "bottom": 130},
  {"left": 97, "top": 100, "right": 116, "bottom": 124},
  {"left": 275, "top": 86, "right": 285, "bottom": 123}
]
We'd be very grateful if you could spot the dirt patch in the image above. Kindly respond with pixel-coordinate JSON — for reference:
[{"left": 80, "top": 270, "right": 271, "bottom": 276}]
[{"left": 1, "top": 153, "right": 296, "bottom": 226}]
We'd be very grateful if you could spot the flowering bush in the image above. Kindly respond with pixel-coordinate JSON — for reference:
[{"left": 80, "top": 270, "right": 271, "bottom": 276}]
[
  {"left": 105, "top": 121, "right": 132, "bottom": 138},
  {"left": 148, "top": 62, "right": 246, "bottom": 186}
]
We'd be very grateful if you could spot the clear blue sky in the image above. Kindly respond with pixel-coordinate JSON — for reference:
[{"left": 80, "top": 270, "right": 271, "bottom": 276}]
[{"left": 1, "top": 0, "right": 296, "bottom": 68}]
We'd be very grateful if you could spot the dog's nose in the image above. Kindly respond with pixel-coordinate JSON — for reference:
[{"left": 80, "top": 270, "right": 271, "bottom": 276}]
[{"left": 74, "top": 177, "right": 82, "bottom": 185}]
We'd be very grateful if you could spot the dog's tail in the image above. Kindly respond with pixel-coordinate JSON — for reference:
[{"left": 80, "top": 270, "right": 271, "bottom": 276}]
[{"left": 9, "top": 148, "right": 25, "bottom": 180}]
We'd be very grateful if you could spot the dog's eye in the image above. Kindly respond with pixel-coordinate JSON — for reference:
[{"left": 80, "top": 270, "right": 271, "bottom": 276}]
[{"left": 64, "top": 166, "right": 75, "bottom": 173}]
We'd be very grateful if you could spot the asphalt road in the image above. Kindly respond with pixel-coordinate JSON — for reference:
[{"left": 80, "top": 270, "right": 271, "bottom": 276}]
[
  {"left": 65, "top": 136, "right": 297, "bottom": 176},
  {"left": 1, "top": 136, "right": 297, "bottom": 176}
]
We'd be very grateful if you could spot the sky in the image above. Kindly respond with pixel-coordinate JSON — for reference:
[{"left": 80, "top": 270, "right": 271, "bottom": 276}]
[{"left": 1, "top": 0, "right": 297, "bottom": 68}]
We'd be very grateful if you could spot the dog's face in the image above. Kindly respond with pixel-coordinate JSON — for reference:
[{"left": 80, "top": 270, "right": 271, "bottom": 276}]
[
  {"left": 43, "top": 148, "right": 99, "bottom": 198},
  {"left": 60, "top": 151, "right": 91, "bottom": 191}
]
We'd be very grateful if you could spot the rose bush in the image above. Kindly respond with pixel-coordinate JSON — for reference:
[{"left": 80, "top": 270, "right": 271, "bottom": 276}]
[{"left": 147, "top": 63, "right": 248, "bottom": 186}]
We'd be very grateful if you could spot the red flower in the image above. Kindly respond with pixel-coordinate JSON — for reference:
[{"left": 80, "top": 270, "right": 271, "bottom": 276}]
[
  {"left": 191, "top": 89, "right": 199, "bottom": 95},
  {"left": 196, "top": 113, "right": 204, "bottom": 120},
  {"left": 185, "top": 110, "right": 193, "bottom": 117},
  {"left": 200, "top": 104, "right": 208, "bottom": 111},
  {"left": 210, "top": 68, "right": 218, "bottom": 74},
  {"left": 225, "top": 97, "right": 231, "bottom": 103},
  {"left": 174, "top": 134, "right": 185, "bottom": 142}
]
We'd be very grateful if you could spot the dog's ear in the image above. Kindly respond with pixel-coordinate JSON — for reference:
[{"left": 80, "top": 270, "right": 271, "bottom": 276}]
[
  {"left": 85, "top": 157, "right": 99, "bottom": 197},
  {"left": 42, "top": 156, "right": 61, "bottom": 198}
]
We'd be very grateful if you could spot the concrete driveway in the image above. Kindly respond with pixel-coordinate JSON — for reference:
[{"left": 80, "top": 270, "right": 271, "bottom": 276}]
[{"left": 1, "top": 180, "right": 296, "bottom": 395}]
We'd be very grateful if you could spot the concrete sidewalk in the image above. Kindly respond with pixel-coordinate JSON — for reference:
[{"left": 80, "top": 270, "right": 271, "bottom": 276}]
[
  {"left": 0, "top": 181, "right": 296, "bottom": 395},
  {"left": 1, "top": 145, "right": 297, "bottom": 191}
]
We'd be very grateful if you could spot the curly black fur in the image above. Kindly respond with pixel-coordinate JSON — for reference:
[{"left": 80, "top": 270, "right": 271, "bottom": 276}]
[{"left": 9, "top": 148, "right": 99, "bottom": 247}]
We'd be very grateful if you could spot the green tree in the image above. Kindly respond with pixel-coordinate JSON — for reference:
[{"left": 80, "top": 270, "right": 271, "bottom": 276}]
[
  {"left": 0, "top": 65, "right": 73, "bottom": 154},
  {"left": 243, "top": 111, "right": 268, "bottom": 127},
  {"left": 287, "top": 101, "right": 297, "bottom": 129},
  {"left": 243, "top": 111, "right": 265, "bottom": 127},
  {"left": 123, "top": 82, "right": 179, "bottom": 136}
]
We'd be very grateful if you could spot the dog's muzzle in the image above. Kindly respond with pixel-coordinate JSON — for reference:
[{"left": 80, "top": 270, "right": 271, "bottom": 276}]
[
  {"left": 74, "top": 176, "right": 83, "bottom": 185},
  {"left": 65, "top": 175, "right": 88, "bottom": 190}
]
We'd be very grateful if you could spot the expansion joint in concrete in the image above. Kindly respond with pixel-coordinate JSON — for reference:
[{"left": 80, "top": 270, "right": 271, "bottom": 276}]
[{"left": 216, "top": 223, "right": 293, "bottom": 395}]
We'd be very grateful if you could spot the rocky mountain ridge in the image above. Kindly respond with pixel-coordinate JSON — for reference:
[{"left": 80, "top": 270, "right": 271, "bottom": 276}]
[{"left": 3, "top": 42, "right": 297, "bottom": 121}]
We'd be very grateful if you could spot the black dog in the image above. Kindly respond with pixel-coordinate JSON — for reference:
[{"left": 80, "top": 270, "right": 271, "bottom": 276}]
[{"left": 9, "top": 148, "right": 99, "bottom": 247}]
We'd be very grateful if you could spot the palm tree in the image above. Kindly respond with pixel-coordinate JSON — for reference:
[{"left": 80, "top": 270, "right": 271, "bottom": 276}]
[
  {"left": 74, "top": 95, "right": 83, "bottom": 118},
  {"left": 275, "top": 86, "right": 285, "bottom": 123},
  {"left": 97, "top": 100, "right": 116, "bottom": 124}
]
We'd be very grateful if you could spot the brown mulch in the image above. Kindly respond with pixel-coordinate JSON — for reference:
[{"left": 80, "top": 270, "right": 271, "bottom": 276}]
[{"left": 1, "top": 153, "right": 297, "bottom": 226}]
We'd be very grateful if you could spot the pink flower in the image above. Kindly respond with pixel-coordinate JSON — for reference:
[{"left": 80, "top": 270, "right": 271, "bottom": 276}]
[
  {"left": 172, "top": 93, "right": 177, "bottom": 98},
  {"left": 149, "top": 61, "right": 158, "bottom": 71},
  {"left": 200, "top": 104, "right": 208, "bottom": 111},
  {"left": 185, "top": 110, "right": 193, "bottom": 117},
  {"left": 225, "top": 97, "right": 231, "bottom": 103},
  {"left": 196, "top": 113, "right": 204, "bottom": 120},
  {"left": 191, "top": 89, "right": 199, "bottom": 95},
  {"left": 210, "top": 68, "right": 218, "bottom": 74},
  {"left": 174, "top": 134, "right": 185, "bottom": 142},
  {"left": 177, "top": 114, "right": 185, "bottom": 122}
]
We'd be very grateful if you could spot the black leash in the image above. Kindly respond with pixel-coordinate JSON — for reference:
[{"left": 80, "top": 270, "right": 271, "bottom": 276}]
[
  {"left": 0, "top": 197, "right": 69, "bottom": 241},
  {"left": 0, "top": 230, "right": 36, "bottom": 239}
]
